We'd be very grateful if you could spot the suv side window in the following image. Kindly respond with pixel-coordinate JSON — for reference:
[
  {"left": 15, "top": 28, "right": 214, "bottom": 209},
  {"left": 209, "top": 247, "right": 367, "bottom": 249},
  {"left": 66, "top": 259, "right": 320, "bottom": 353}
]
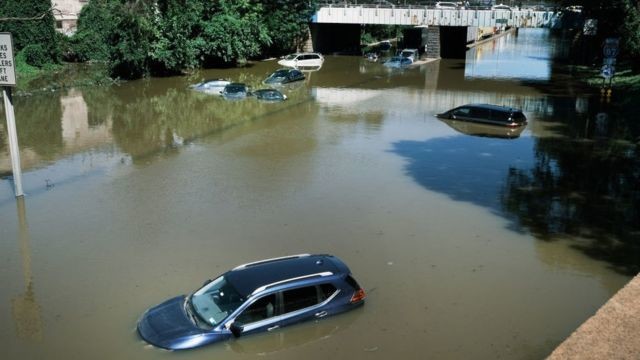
[
  {"left": 452, "top": 107, "right": 471, "bottom": 117},
  {"left": 319, "top": 283, "right": 337, "bottom": 301},
  {"left": 235, "top": 294, "right": 277, "bottom": 324},
  {"left": 470, "top": 107, "right": 490, "bottom": 119},
  {"left": 282, "top": 286, "right": 318, "bottom": 313},
  {"left": 491, "top": 110, "right": 510, "bottom": 122}
]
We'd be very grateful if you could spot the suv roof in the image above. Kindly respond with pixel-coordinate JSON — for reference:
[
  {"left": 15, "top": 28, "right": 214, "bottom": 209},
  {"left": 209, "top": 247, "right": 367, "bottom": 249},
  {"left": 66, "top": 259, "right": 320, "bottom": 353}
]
[
  {"left": 468, "top": 103, "right": 522, "bottom": 113},
  {"left": 225, "top": 254, "right": 347, "bottom": 297}
]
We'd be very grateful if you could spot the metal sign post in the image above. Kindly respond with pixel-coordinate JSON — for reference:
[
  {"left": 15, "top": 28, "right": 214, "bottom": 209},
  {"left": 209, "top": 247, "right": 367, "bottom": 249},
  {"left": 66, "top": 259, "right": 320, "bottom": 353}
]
[
  {"left": 600, "top": 37, "right": 619, "bottom": 100},
  {"left": 1, "top": 32, "right": 23, "bottom": 197}
]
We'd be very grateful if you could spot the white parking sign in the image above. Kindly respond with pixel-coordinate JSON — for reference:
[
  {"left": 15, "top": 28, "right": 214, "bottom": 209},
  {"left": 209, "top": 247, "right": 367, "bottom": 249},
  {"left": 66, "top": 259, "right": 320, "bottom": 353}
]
[{"left": 0, "top": 33, "right": 16, "bottom": 86}]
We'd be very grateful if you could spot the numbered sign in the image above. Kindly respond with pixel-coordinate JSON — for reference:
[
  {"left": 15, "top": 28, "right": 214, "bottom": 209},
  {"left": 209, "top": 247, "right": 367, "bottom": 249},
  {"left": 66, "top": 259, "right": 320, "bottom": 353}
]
[{"left": 0, "top": 33, "right": 16, "bottom": 86}]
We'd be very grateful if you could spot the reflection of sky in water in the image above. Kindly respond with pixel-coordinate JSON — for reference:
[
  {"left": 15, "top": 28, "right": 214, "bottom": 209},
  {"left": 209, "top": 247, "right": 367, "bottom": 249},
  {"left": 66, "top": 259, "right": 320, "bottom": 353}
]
[{"left": 465, "top": 29, "right": 551, "bottom": 81}]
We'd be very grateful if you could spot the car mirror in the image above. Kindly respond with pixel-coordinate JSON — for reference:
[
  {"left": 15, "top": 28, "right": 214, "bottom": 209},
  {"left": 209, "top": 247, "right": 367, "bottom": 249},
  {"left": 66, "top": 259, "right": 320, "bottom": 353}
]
[
  {"left": 229, "top": 321, "right": 244, "bottom": 337},
  {"left": 202, "top": 279, "right": 212, "bottom": 286}
]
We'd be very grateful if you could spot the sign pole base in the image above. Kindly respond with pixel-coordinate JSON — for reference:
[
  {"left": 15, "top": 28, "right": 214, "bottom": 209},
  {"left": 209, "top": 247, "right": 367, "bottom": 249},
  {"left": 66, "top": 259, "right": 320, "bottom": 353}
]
[{"left": 3, "top": 86, "right": 24, "bottom": 197}]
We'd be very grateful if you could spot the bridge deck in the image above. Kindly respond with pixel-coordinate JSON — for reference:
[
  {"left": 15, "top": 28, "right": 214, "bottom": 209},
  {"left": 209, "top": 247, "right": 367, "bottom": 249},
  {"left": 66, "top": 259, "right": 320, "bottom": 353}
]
[{"left": 314, "top": 6, "right": 558, "bottom": 28}]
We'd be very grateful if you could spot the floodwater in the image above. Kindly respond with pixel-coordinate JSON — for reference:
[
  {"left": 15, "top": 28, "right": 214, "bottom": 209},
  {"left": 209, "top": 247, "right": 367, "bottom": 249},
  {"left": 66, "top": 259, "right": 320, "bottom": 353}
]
[{"left": 1, "top": 29, "right": 638, "bottom": 359}]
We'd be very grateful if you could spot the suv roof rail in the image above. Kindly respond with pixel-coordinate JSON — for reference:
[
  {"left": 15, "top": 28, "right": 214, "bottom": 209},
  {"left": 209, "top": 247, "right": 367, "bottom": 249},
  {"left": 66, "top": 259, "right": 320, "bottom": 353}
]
[
  {"left": 232, "top": 254, "right": 311, "bottom": 271},
  {"left": 251, "top": 271, "right": 333, "bottom": 295}
]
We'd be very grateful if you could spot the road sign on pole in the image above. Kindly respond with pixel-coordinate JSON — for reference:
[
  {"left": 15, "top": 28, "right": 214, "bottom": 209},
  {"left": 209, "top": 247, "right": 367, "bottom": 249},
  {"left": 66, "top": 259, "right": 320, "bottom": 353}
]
[
  {"left": 1, "top": 33, "right": 24, "bottom": 197},
  {"left": 0, "top": 33, "right": 17, "bottom": 86}
]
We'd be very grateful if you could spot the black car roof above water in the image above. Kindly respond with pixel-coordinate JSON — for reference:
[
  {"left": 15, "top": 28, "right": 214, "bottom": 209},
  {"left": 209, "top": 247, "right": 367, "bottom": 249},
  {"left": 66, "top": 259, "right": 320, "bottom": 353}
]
[
  {"left": 225, "top": 254, "right": 345, "bottom": 298},
  {"left": 464, "top": 104, "right": 522, "bottom": 113}
]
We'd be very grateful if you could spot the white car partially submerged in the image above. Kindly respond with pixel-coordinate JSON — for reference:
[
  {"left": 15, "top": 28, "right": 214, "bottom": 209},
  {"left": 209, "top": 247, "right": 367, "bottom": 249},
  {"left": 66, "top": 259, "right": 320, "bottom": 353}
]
[
  {"left": 491, "top": 4, "right": 512, "bottom": 10},
  {"left": 435, "top": 2, "right": 460, "bottom": 9},
  {"left": 399, "top": 48, "right": 419, "bottom": 63},
  {"left": 277, "top": 53, "right": 324, "bottom": 68},
  {"left": 190, "top": 79, "right": 231, "bottom": 95}
]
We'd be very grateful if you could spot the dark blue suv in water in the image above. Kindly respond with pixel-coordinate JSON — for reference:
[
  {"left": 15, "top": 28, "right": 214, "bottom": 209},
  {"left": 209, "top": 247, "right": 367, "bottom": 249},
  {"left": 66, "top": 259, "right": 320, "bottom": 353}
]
[{"left": 137, "top": 254, "right": 366, "bottom": 350}]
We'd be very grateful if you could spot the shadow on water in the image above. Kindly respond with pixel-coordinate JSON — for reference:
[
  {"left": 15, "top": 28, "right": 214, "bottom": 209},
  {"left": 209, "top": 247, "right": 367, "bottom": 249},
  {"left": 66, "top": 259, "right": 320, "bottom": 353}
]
[
  {"left": 390, "top": 132, "right": 535, "bottom": 218},
  {"left": 390, "top": 28, "right": 640, "bottom": 275},
  {"left": 504, "top": 96, "right": 640, "bottom": 275},
  {"left": 392, "top": 97, "right": 640, "bottom": 275}
]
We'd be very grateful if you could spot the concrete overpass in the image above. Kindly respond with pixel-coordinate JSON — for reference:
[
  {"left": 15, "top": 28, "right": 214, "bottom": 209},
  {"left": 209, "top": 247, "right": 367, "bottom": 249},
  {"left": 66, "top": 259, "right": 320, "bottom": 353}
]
[
  {"left": 314, "top": 6, "right": 557, "bottom": 28},
  {"left": 309, "top": 4, "right": 565, "bottom": 58}
]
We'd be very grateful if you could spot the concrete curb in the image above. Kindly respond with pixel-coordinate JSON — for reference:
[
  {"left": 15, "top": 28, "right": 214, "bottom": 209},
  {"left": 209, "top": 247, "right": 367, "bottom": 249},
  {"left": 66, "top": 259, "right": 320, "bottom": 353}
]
[{"left": 548, "top": 273, "right": 640, "bottom": 359}]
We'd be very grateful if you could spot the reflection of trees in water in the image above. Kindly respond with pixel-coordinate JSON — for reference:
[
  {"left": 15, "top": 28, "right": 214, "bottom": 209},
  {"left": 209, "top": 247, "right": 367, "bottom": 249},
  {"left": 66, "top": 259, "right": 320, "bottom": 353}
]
[
  {"left": 391, "top": 94, "right": 639, "bottom": 274},
  {"left": 8, "top": 94, "right": 64, "bottom": 159},
  {"left": 106, "top": 80, "right": 317, "bottom": 164},
  {"left": 12, "top": 197, "right": 43, "bottom": 341},
  {"left": 502, "top": 100, "right": 640, "bottom": 275},
  {"left": 83, "top": 88, "right": 116, "bottom": 127}
]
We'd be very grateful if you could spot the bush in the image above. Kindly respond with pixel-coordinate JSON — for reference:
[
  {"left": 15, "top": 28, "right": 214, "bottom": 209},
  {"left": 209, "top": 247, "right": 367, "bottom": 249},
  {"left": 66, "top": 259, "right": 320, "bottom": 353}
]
[
  {"left": 20, "top": 44, "right": 50, "bottom": 67},
  {"left": 70, "top": 0, "right": 116, "bottom": 62},
  {"left": 0, "top": 0, "right": 59, "bottom": 65}
]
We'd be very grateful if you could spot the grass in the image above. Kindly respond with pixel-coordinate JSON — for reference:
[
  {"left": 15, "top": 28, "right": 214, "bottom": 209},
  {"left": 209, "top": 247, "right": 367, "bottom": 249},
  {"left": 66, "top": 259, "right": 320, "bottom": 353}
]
[
  {"left": 574, "top": 62, "right": 640, "bottom": 91},
  {"left": 14, "top": 55, "right": 116, "bottom": 96}
]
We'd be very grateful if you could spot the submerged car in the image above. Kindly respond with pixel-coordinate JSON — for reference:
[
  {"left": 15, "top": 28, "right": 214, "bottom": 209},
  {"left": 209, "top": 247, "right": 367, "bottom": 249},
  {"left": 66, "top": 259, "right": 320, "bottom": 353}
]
[
  {"left": 263, "top": 68, "right": 305, "bottom": 85},
  {"left": 190, "top": 79, "right": 231, "bottom": 95},
  {"left": 491, "top": 4, "right": 512, "bottom": 10},
  {"left": 221, "top": 83, "right": 250, "bottom": 99},
  {"left": 399, "top": 48, "right": 419, "bottom": 63},
  {"left": 384, "top": 56, "right": 412, "bottom": 68},
  {"left": 137, "top": 254, "right": 366, "bottom": 350},
  {"left": 437, "top": 104, "right": 527, "bottom": 127},
  {"left": 440, "top": 118, "right": 526, "bottom": 139},
  {"left": 253, "top": 89, "right": 287, "bottom": 102},
  {"left": 435, "top": 2, "right": 460, "bottom": 9},
  {"left": 278, "top": 53, "right": 324, "bottom": 68}
]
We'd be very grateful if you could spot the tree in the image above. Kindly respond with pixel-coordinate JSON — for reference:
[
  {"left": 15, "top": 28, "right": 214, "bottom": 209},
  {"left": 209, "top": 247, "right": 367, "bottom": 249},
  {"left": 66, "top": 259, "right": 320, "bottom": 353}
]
[
  {"left": 0, "top": 0, "right": 59, "bottom": 66},
  {"left": 258, "top": 0, "right": 318, "bottom": 56},
  {"left": 198, "top": 0, "right": 270, "bottom": 65},
  {"left": 107, "top": 0, "right": 156, "bottom": 79},
  {"left": 72, "top": 0, "right": 317, "bottom": 78},
  {"left": 70, "top": 0, "right": 118, "bottom": 62},
  {"left": 620, "top": 0, "right": 640, "bottom": 70}
]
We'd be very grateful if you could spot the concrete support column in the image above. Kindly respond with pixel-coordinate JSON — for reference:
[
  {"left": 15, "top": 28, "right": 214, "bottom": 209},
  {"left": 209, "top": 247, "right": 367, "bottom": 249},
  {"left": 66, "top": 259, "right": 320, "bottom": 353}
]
[{"left": 425, "top": 27, "right": 441, "bottom": 59}]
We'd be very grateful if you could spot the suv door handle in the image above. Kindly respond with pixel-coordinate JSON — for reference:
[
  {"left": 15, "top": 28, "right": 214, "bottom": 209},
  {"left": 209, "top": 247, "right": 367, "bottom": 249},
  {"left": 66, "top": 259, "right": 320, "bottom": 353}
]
[
  {"left": 267, "top": 325, "right": 280, "bottom": 331},
  {"left": 315, "top": 311, "right": 328, "bottom": 318}
]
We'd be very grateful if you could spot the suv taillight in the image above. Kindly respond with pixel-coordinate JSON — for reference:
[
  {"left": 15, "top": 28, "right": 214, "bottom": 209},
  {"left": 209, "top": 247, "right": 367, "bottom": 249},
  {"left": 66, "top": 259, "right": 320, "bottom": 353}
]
[{"left": 350, "top": 288, "right": 366, "bottom": 303}]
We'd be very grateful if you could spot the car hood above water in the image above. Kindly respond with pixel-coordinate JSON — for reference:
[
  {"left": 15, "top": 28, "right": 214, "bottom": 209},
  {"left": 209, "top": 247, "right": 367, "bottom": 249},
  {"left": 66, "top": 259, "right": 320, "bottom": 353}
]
[{"left": 137, "top": 295, "right": 204, "bottom": 349}]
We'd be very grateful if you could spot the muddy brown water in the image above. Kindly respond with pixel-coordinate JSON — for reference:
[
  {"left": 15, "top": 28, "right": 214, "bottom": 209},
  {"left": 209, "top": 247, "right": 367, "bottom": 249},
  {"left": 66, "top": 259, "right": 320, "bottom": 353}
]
[{"left": 1, "top": 29, "right": 636, "bottom": 359}]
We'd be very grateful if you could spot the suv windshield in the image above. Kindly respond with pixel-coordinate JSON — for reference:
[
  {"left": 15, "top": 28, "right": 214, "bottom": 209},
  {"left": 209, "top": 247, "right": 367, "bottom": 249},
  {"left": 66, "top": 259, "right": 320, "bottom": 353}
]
[
  {"left": 224, "top": 85, "right": 246, "bottom": 94},
  {"left": 284, "top": 54, "right": 298, "bottom": 60},
  {"left": 270, "top": 70, "right": 289, "bottom": 78},
  {"left": 190, "top": 276, "right": 243, "bottom": 326}
]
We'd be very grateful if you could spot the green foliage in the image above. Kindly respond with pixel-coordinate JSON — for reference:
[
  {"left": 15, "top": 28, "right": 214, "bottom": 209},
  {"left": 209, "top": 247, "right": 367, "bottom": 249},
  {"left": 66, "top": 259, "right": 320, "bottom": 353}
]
[
  {"left": 199, "top": 0, "right": 270, "bottom": 65},
  {"left": 107, "top": 1, "right": 156, "bottom": 79},
  {"left": 258, "top": 0, "right": 318, "bottom": 56},
  {"left": 20, "top": 44, "right": 50, "bottom": 67},
  {"left": 73, "top": 0, "right": 307, "bottom": 78},
  {"left": 0, "top": 0, "right": 59, "bottom": 66},
  {"left": 564, "top": 0, "right": 640, "bottom": 70},
  {"left": 620, "top": 0, "right": 640, "bottom": 70},
  {"left": 70, "top": 0, "right": 118, "bottom": 62},
  {"left": 150, "top": 0, "right": 204, "bottom": 73},
  {"left": 14, "top": 50, "right": 40, "bottom": 77}
]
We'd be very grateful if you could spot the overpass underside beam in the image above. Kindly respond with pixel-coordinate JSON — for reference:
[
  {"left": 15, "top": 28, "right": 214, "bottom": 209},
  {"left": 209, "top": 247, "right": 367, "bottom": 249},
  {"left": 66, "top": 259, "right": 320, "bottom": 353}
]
[{"left": 314, "top": 8, "right": 557, "bottom": 28}]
